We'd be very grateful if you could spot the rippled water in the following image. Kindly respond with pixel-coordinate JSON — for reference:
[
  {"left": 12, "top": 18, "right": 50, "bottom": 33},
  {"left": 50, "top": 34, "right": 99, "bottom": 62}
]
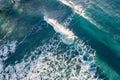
[{"left": 0, "top": 0, "right": 120, "bottom": 80}]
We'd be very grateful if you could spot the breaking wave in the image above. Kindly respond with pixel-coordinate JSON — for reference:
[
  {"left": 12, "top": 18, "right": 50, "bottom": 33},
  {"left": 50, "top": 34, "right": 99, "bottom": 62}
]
[
  {"left": 44, "top": 16, "right": 76, "bottom": 45},
  {"left": 59, "top": 0, "right": 109, "bottom": 32}
]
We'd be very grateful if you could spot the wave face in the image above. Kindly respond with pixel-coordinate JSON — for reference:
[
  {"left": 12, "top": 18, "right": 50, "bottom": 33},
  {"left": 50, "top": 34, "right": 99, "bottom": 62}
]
[{"left": 0, "top": 0, "right": 120, "bottom": 80}]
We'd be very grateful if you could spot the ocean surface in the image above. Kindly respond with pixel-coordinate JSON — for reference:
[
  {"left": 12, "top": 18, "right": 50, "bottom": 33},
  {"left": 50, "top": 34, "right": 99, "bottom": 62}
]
[{"left": 0, "top": 0, "right": 120, "bottom": 80}]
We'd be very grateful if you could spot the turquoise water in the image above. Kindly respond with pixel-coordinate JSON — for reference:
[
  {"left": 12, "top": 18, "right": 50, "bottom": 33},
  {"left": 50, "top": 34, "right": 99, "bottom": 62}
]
[{"left": 0, "top": 0, "right": 120, "bottom": 80}]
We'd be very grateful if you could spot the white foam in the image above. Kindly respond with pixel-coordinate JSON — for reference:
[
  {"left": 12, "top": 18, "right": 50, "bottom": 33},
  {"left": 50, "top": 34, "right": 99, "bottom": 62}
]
[
  {"left": 0, "top": 35, "right": 100, "bottom": 80},
  {"left": 0, "top": 41, "right": 17, "bottom": 61},
  {"left": 59, "top": 0, "right": 84, "bottom": 16},
  {"left": 0, "top": 41, "right": 17, "bottom": 79},
  {"left": 23, "top": 52, "right": 97, "bottom": 80},
  {"left": 0, "top": 62, "right": 3, "bottom": 73},
  {"left": 21, "top": 34, "right": 99, "bottom": 80}
]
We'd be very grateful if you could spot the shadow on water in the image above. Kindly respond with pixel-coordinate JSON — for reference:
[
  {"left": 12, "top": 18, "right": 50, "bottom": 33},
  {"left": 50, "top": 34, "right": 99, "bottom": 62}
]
[{"left": 70, "top": 14, "right": 120, "bottom": 76}]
